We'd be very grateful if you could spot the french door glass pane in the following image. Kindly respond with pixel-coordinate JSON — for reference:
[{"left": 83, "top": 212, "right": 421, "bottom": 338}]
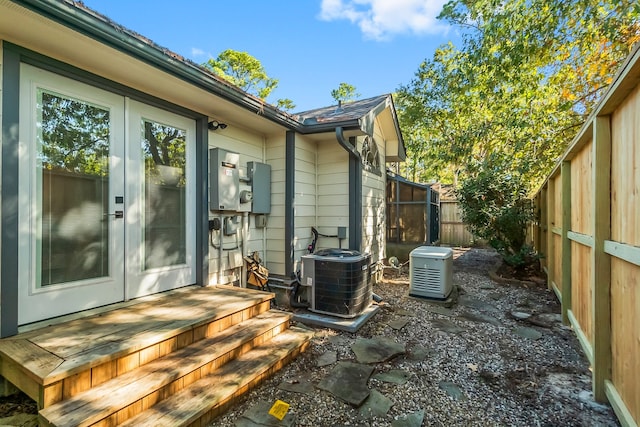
[
  {"left": 38, "top": 90, "right": 110, "bottom": 286},
  {"left": 142, "top": 120, "right": 186, "bottom": 270}
]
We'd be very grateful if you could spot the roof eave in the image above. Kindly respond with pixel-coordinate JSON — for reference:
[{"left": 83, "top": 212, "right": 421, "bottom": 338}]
[{"left": 12, "top": 0, "right": 303, "bottom": 131}]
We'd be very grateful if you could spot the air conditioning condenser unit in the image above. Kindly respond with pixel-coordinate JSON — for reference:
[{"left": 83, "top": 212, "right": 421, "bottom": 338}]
[{"left": 301, "top": 249, "right": 371, "bottom": 318}]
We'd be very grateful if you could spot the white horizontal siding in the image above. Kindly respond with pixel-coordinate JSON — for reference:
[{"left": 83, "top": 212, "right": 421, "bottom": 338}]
[
  {"left": 359, "top": 127, "right": 387, "bottom": 262},
  {"left": 265, "top": 135, "right": 286, "bottom": 275},
  {"left": 316, "top": 140, "right": 349, "bottom": 250},
  {"left": 293, "top": 136, "right": 317, "bottom": 272}
]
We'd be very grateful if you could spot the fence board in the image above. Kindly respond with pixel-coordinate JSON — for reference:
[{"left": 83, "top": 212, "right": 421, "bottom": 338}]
[
  {"left": 571, "top": 242, "right": 593, "bottom": 344},
  {"left": 552, "top": 233, "right": 562, "bottom": 292},
  {"left": 610, "top": 258, "right": 640, "bottom": 422},
  {"left": 611, "top": 82, "right": 640, "bottom": 247},
  {"left": 570, "top": 144, "right": 593, "bottom": 235},
  {"left": 439, "top": 200, "right": 474, "bottom": 246}
]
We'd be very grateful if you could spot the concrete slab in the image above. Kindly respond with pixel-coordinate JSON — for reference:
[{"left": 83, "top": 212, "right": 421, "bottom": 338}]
[
  {"left": 458, "top": 295, "right": 499, "bottom": 312},
  {"left": 391, "top": 409, "right": 425, "bottom": 427},
  {"left": 316, "top": 361, "right": 374, "bottom": 406},
  {"left": 430, "top": 319, "right": 465, "bottom": 334},
  {"left": 407, "top": 344, "right": 431, "bottom": 361},
  {"left": 292, "top": 304, "right": 380, "bottom": 333},
  {"left": 514, "top": 326, "right": 543, "bottom": 340},
  {"left": 317, "top": 350, "right": 338, "bottom": 367},
  {"left": 359, "top": 389, "right": 393, "bottom": 419},
  {"left": 373, "top": 369, "right": 412, "bottom": 385},
  {"left": 424, "top": 305, "right": 454, "bottom": 317},
  {"left": 352, "top": 336, "right": 406, "bottom": 364},
  {"left": 388, "top": 317, "right": 410, "bottom": 330},
  {"left": 458, "top": 311, "right": 501, "bottom": 327},
  {"left": 408, "top": 285, "right": 459, "bottom": 308},
  {"left": 439, "top": 381, "right": 465, "bottom": 400},
  {"left": 277, "top": 378, "right": 315, "bottom": 396},
  {"left": 395, "top": 309, "right": 415, "bottom": 317}
]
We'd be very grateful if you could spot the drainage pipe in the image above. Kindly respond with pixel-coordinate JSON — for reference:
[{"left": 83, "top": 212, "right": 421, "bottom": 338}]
[{"left": 335, "top": 127, "right": 362, "bottom": 251}]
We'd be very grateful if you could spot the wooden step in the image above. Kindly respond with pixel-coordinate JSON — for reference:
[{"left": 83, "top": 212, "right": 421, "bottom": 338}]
[
  {"left": 38, "top": 310, "right": 293, "bottom": 427},
  {"left": 0, "top": 285, "right": 275, "bottom": 409},
  {"left": 118, "top": 326, "right": 314, "bottom": 427}
]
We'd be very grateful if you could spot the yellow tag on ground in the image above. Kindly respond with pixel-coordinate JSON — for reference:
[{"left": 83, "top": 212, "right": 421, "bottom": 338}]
[{"left": 268, "top": 399, "right": 290, "bottom": 420}]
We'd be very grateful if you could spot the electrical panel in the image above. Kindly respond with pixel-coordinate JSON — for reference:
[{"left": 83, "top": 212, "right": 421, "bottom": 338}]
[
  {"left": 248, "top": 161, "right": 271, "bottom": 214},
  {"left": 210, "top": 148, "right": 239, "bottom": 211}
]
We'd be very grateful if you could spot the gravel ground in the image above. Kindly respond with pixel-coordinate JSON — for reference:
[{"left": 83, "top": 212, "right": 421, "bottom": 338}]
[{"left": 212, "top": 248, "right": 620, "bottom": 427}]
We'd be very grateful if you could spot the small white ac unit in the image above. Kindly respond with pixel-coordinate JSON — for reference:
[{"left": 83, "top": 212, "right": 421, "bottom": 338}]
[{"left": 409, "top": 246, "right": 453, "bottom": 300}]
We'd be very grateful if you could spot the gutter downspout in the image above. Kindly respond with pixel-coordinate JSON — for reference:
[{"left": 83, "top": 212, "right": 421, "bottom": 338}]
[
  {"left": 285, "top": 131, "right": 296, "bottom": 277},
  {"left": 335, "top": 127, "right": 362, "bottom": 251}
]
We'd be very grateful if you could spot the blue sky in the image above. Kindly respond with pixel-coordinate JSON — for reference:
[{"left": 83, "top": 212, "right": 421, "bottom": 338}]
[{"left": 82, "top": 0, "right": 459, "bottom": 112}]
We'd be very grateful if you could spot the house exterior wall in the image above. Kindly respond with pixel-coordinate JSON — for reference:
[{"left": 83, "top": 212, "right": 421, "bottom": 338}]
[
  {"left": 265, "top": 135, "right": 286, "bottom": 275},
  {"left": 293, "top": 135, "right": 317, "bottom": 273},
  {"left": 207, "top": 126, "right": 271, "bottom": 284},
  {"left": 360, "top": 125, "right": 387, "bottom": 264},
  {"left": 316, "top": 140, "right": 350, "bottom": 250},
  {"left": 0, "top": 2, "right": 407, "bottom": 333}
]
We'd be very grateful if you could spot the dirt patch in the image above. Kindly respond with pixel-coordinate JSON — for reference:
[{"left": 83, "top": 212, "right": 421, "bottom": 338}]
[{"left": 0, "top": 392, "right": 37, "bottom": 418}]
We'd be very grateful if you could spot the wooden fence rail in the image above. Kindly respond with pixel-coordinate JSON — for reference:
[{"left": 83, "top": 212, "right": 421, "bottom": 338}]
[{"left": 532, "top": 43, "right": 640, "bottom": 427}]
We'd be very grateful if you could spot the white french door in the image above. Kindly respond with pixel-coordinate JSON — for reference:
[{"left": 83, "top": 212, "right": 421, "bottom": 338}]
[
  {"left": 18, "top": 65, "right": 195, "bottom": 325},
  {"left": 125, "top": 100, "right": 196, "bottom": 299}
]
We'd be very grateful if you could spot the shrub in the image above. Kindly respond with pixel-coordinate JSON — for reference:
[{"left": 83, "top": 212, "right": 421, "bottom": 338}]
[{"left": 456, "top": 164, "right": 536, "bottom": 268}]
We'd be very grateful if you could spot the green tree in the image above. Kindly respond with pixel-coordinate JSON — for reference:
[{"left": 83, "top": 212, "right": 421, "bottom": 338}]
[
  {"left": 203, "top": 49, "right": 296, "bottom": 110},
  {"left": 276, "top": 98, "right": 296, "bottom": 111},
  {"left": 396, "top": 0, "right": 638, "bottom": 267},
  {"left": 204, "top": 49, "right": 278, "bottom": 99},
  {"left": 331, "top": 83, "right": 360, "bottom": 103},
  {"left": 396, "top": 0, "right": 639, "bottom": 189}
]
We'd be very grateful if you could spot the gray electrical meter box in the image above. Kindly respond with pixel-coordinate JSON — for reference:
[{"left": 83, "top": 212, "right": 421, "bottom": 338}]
[
  {"left": 210, "top": 148, "right": 239, "bottom": 211},
  {"left": 248, "top": 161, "right": 271, "bottom": 214}
]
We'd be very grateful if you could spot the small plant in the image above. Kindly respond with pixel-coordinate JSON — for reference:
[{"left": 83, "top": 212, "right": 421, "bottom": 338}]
[{"left": 457, "top": 161, "right": 536, "bottom": 269}]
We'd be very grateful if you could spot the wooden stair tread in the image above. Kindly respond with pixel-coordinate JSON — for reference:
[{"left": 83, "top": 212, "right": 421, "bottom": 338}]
[
  {"left": 118, "top": 326, "right": 314, "bottom": 427},
  {"left": 0, "top": 339, "right": 63, "bottom": 383},
  {"left": 41, "top": 290, "right": 273, "bottom": 384},
  {"left": 35, "top": 286, "right": 272, "bottom": 357},
  {"left": 39, "top": 310, "right": 291, "bottom": 427}
]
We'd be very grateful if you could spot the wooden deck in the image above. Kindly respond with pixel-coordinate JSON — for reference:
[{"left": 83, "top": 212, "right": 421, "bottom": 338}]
[{"left": 0, "top": 284, "right": 313, "bottom": 426}]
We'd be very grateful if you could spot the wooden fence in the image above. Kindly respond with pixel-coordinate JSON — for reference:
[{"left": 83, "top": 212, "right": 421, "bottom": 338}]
[
  {"left": 439, "top": 198, "right": 475, "bottom": 246},
  {"left": 532, "top": 43, "right": 640, "bottom": 427}
]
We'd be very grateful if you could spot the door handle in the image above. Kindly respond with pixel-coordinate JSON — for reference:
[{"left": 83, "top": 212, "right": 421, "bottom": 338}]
[{"left": 104, "top": 210, "right": 124, "bottom": 219}]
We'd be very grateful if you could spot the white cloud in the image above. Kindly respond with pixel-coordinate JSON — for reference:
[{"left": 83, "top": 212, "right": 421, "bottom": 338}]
[
  {"left": 319, "top": 0, "right": 449, "bottom": 40},
  {"left": 191, "top": 47, "right": 207, "bottom": 58}
]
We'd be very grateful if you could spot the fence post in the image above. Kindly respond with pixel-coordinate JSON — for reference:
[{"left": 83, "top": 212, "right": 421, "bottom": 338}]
[
  {"left": 591, "top": 115, "right": 612, "bottom": 402},
  {"left": 561, "top": 161, "right": 572, "bottom": 325},
  {"left": 546, "top": 182, "right": 555, "bottom": 291},
  {"left": 540, "top": 186, "right": 548, "bottom": 275}
]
